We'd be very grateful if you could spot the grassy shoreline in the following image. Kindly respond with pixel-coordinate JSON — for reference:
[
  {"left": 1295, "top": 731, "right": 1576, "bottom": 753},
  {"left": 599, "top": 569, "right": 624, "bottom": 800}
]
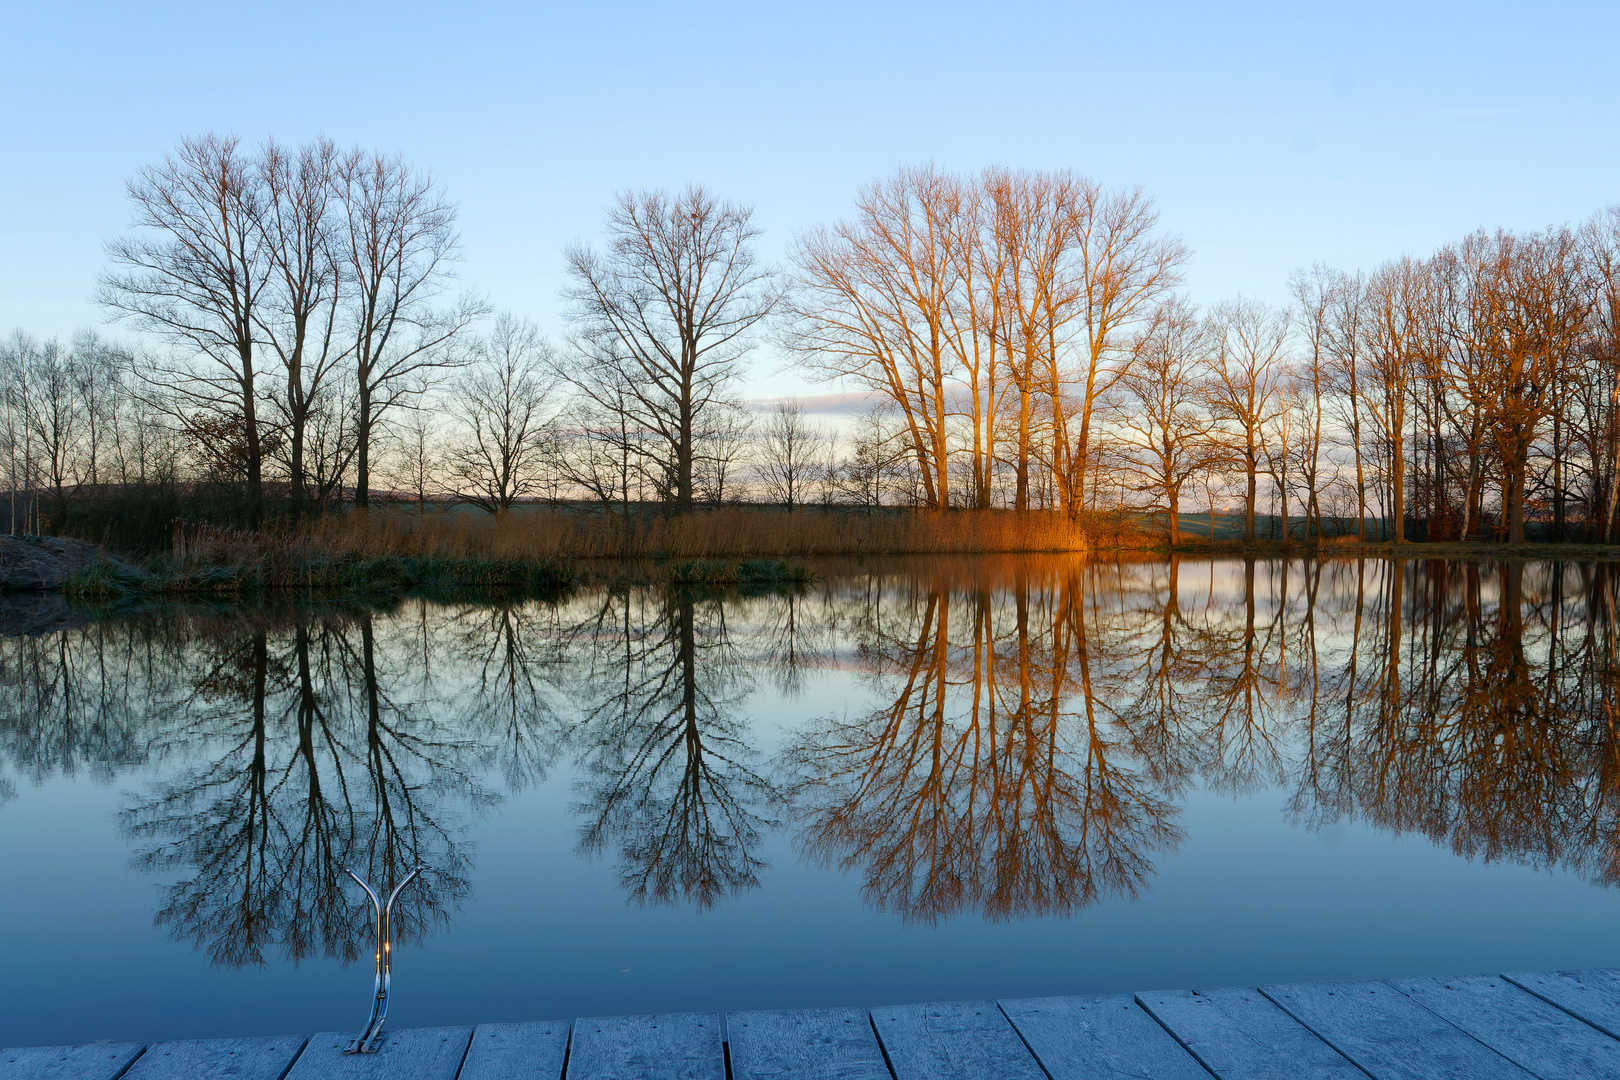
[
  {"left": 57, "top": 551, "right": 824, "bottom": 601},
  {"left": 39, "top": 506, "right": 1620, "bottom": 603},
  {"left": 1162, "top": 537, "right": 1620, "bottom": 559}
]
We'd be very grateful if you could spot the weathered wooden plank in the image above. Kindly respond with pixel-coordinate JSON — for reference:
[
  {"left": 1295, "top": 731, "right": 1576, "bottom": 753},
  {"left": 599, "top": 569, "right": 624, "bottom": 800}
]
[
  {"left": 869, "top": 1001, "right": 1043, "bottom": 1080},
  {"left": 998, "top": 994, "right": 1208, "bottom": 1080},
  {"left": 457, "top": 1022, "right": 571, "bottom": 1080},
  {"left": 1136, "top": 987, "right": 1361, "bottom": 1080},
  {"left": 725, "top": 1008, "right": 889, "bottom": 1080},
  {"left": 564, "top": 1013, "right": 723, "bottom": 1080},
  {"left": 0, "top": 1043, "right": 146, "bottom": 1080},
  {"left": 1260, "top": 979, "right": 1533, "bottom": 1080},
  {"left": 283, "top": 1027, "right": 472, "bottom": 1080},
  {"left": 1391, "top": 974, "right": 1620, "bottom": 1080},
  {"left": 1502, "top": 968, "right": 1620, "bottom": 1039},
  {"left": 122, "top": 1035, "right": 308, "bottom": 1080}
]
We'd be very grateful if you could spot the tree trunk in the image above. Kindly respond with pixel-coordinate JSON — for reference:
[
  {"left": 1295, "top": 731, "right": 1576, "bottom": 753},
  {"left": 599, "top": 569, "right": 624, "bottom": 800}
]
[
  {"left": 1552, "top": 399, "right": 1564, "bottom": 540},
  {"left": 678, "top": 402, "right": 694, "bottom": 508},
  {"left": 240, "top": 358, "right": 263, "bottom": 527},
  {"left": 1507, "top": 452, "right": 1528, "bottom": 544},
  {"left": 1391, "top": 431, "right": 1406, "bottom": 544},
  {"left": 289, "top": 423, "right": 306, "bottom": 520},
  {"left": 355, "top": 383, "right": 372, "bottom": 509},
  {"left": 1015, "top": 383, "right": 1031, "bottom": 511},
  {"left": 1244, "top": 439, "right": 1258, "bottom": 544}
]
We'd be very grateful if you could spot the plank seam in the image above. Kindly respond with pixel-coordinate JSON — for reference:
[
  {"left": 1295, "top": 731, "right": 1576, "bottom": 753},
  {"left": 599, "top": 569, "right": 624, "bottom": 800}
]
[
  {"left": 449, "top": 1026, "right": 476, "bottom": 1080},
  {"left": 1500, "top": 972, "right": 1620, "bottom": 1041},
  {"left": 990, "top": 1002, "right": 1056, "bottom": 1080},
  {"left": 1261, "top": 984, "right": 1529, "bottom": 1080},
  {"left": 865, "top": 1011, "right": 899, "bottom": 1080},
  {"left": 1378, "top": 978, "right": 1564, "bottom": 1073},
  {"left": 1126, "top": 994, "right": 1228, "bottom": 1080},
  {"left": 520, "top": 1021, "right": 575, "bottom": 1080},
  {"left": 108, "top": 1044, "right": 148, "bottom": 1080},
  {"left": 272, "top": 1035, "right": 312, "bottom": 1080},
  {"left": 1255, "top": 985, "right": 1384, "bottom": 1076}
]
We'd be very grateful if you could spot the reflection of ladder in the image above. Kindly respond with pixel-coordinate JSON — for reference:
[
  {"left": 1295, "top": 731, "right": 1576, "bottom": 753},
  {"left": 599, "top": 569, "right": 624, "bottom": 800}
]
[{"left": 344, "top": 865, "right": 426, "bottom": 1053}]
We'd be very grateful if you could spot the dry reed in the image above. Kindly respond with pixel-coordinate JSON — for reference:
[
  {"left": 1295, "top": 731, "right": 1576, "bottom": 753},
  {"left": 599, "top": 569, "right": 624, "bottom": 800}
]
[{"left": 301, "top": 506, "right": 1114, "bottom": 560}]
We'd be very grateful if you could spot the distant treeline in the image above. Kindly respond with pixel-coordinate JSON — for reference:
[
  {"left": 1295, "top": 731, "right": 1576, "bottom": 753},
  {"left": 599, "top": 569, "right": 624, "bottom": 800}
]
[{"left": 6, "top": 137, "right": 1620, "bottom": 548}]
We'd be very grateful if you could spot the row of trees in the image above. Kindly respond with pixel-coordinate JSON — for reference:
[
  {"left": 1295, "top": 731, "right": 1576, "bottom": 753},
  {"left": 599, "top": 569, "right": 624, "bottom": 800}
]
[
  {"left": 1116, "top": 219, "right": 1620, "bottom": 545},
  {"left": 8, "top": 134, "right": 1620, "bottom": 543},
  {"left": 94, "top": 134, "right": 478, "bottom": 525}
]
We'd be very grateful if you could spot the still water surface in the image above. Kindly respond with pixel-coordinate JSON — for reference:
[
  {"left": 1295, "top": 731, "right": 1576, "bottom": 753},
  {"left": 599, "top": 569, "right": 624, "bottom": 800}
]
[{"left": 2, "top": 555, "right": 1618, "bottom": 1046}]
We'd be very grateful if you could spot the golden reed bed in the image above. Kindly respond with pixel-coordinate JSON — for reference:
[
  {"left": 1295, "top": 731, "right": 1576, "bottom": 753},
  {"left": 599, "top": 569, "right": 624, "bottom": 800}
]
[{"left": 298, "top": 506, "right": 1111, "bottom": 561}]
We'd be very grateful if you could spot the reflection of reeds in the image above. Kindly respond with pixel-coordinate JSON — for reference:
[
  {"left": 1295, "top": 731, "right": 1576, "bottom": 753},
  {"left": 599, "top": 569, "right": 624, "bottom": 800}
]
[{"left": 303, "top": 506, "right": 1115, "bottom": 559}]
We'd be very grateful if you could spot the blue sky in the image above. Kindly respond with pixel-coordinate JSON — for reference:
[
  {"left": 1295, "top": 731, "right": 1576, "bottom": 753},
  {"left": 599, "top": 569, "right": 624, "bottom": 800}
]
[{"left": 4, "top": 1, "right": 1617, "bottom": 399}]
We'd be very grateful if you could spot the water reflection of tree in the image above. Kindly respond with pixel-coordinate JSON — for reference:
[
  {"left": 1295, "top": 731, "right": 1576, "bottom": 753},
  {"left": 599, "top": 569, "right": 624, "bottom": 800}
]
[
  {"left": 9, "top": 556, "right": 1620, "bottom": 935},
  {"left": 566, "top": 588, "right": 779, "bottom": 909},
  {"left": 1289, "top": 559, "right": 1620, "bottom": 885},
  {"left": 120, "top": 610, "right": 479, "bottom": 968},
  {"left": 755, "top": 587, "right": 838, "bottom": 697},
  {"left": 0, "top": 615, "right": 172, "bottom": 783},
  {"left": 789, "top": 563, "right": 1183, "bottom": 924},
  {"left": 444, "top": 600, "right": 570, "bottom": 790}
]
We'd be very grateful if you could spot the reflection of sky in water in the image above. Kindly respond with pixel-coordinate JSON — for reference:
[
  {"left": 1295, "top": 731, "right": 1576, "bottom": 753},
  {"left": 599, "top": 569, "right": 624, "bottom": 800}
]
[{"left": 2, "top": 555, "right": 1618, "bottom": 1047}]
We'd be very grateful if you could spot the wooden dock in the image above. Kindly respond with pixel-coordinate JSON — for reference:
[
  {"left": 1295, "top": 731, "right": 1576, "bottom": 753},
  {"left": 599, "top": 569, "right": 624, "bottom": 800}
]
[{"left": 6, "top": 968, "right": 1619, "bottom": 1080}]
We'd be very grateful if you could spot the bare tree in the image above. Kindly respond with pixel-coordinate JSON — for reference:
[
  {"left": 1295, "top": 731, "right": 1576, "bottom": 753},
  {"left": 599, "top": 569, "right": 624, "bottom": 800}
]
[
  {"left": 563, "top": 185, "right": 777, "bottom": 509},
  {"left": 334, "top": 149, "right": 482, "bottom": 509},
  {"left": 300, "top": 379, "right": 359, "bottom": 511},
  {"left": 697, "top": 401, "right": 753, "bottom": 504},
  {"left": 257, "top": 138, "right": 346, "bottom": 519},
  {"left": 1112, "top": 297, "right": 1220, "bottom": 545},
  {"left": 554, "top": 377, "right": 649, "bottom": 516},
  {"left": 68, "top": 330, "right": 128, "bottom": 487},
  {"left": 387, "top": 389, "right": 444, "bottom": 518},
  {"left": 783, "top": 167, "right": 972, "bottom": 508},
  {"left": 0, "top": 332, "right": 42, "bottom": 533},
  {"left": 1262, "top": 373, "right": 1299, "bottom": 542},
  {"left": 756, "top": 400, "right": 825, "bottom": 509},
  {"left": 1358, "top": 257, "right": 1429, "bottom": 544},
  {"left": 827, "top": 406, "right": 906, "bottom": 510},
  {"left": 448, "top": 313, "right": 557, "bottom": 515},
  {"left": 1320, "top": 269, "right": 1371, "bottom": 538},
  {"left": 1583, "top": 208, "right": 1620, "bottom": 540},
  {"left": 1290, "top": 265, "right": 1337, "bottom": 541},
  {"left": 1445, "top": 229, "right": 1591, "bottom": 543},
  {"left": 981, "top": 168, "right": 1084, "bottom": 511},
  {"left": 27, "top": 338, "right": 86, "bottom": 523},
  {"left": 1204, "top": 298, "right": 1290, "bottom": 543},
  {"left": 100, "top": 133, "right": 272, "bottom": 523},
  {"left": 1061, "top": 185, "right": 1189, "bottom": 513}
]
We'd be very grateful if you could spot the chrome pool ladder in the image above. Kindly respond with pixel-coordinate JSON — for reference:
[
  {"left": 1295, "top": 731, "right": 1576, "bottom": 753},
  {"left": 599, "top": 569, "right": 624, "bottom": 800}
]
[{"left": 344, "top": 864, "right": 426, "bottom": 1054}]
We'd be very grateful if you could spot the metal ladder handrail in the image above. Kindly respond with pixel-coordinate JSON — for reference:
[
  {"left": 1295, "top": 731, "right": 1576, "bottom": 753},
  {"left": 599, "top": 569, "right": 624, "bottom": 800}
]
[{"left": 344, "top": 864, "right": 425, "bottom": 1054}]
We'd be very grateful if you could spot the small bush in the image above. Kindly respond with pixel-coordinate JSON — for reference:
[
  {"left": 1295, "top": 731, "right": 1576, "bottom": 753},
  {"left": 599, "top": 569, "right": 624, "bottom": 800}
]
[
  {"left": 667, "top": 558, "right": 813, "bottom": 587},
  {"left": 62, "top": 559, "right": 146, "bottom": 600},
  {"left": 736, "top": 559, "right": 813, "bottom": 583}
]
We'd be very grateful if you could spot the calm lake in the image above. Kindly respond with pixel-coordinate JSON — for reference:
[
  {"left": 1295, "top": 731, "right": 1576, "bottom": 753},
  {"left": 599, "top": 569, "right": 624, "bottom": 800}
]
[{"left": 2, "top": 554, "right": 1618, "bottom": 1047}]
